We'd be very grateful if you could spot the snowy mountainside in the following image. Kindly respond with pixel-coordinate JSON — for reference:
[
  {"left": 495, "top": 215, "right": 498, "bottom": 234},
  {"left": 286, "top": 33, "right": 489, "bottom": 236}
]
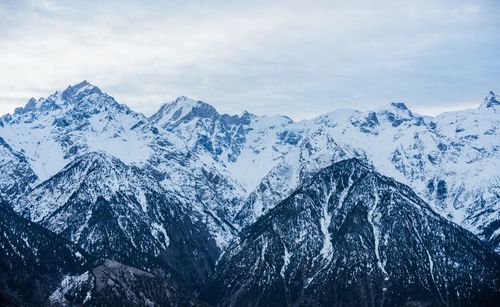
[
  {"left": 153, "top": 92, "right": 499, "bottom": 250},
  {"left": 204, "top": 159, "right": 500, "bottom": 306},
  {"left": 0, "top": 137, "right": 37, "bottom": 204},
  {"left": 248, "top": 96, "right": 499, "bottom": 251},
  {"left": 0, "top": 81, "right": 154, "bottom": 182},
  {"left": 150, "top": 96, "right": 295, "bottom": 193},
  {"left": 4, "top": 81, "right": 496, "bottom": 251},
  {"left": 15, "top": 151, "right": 220, "bottom": 289},
  {"left": 0, "top": 81, "right": 244, "bottom": 249},
  {"left": 150, "top": 96, "right": 255, "bottom": 166}
]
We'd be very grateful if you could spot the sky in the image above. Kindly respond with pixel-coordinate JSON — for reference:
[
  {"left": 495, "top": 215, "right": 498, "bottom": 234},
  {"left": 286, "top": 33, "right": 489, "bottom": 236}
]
[{"left": 0, "top": 0, "right": 499, "bottom": 120}]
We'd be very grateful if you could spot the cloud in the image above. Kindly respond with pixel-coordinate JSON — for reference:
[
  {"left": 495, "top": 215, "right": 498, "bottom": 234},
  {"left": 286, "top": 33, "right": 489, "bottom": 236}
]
[{"left": 0, "top": 0, "right": 499, "bottom": 120}]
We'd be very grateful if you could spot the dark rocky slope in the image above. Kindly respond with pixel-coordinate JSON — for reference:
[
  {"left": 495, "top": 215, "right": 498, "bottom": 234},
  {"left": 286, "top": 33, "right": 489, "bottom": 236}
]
[
  {"left": 0, "top": 202, "right": 90, "bottom": 306},
  {"left": 204, "top": 159, "right": 500, "bottom": 306}
]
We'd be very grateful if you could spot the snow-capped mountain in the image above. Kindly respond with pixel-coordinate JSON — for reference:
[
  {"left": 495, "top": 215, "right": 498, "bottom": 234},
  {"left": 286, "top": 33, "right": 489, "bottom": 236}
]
[
  {"left": 239, "top": 99, "right": 499, "bottom": 251},
  {"left": 0, "top": 81, "right": 499, "bottom": 305},
  {"left": 204, "top": 159, "right": 500, "bottom": 306},
  {"left": 15, "top": 151, "right": 219, "bottom": 289},
  {"left": 150, "top": 96, "right": 255, "bottom": 166},
  {"left": 153, "top": 92, "right": 500, "bottom": 252},
  {"left": 0, "top": 81, "right": 243, "bottom": 250},
  {"left": 0, "top": 81, "right": 154, "bottom": 182},
  {"left": 150, "top": 96, "right": 295, "bottom": 195}
]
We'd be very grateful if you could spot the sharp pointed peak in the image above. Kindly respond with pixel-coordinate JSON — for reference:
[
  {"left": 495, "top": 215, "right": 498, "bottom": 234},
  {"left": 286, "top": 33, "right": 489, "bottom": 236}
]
[
  {"left": 241, "top": 110, "right": 257, "bottom": 119},
  {"left": 173, "top": 95, "right": 200, "bottom": 103},
  {"left": 389, "top": 101, "right": 410, "bottom": 111},
  {"left": 62, "top": 80, "right": 102, "bottom": 97},
  {"left": 151, "top": 96, "right": 220, "bottom": 125},
  {"left": 480, "top": 90, "right": 499, "bottom": 108},
  {"left": 372, "top": 101, "right": 417, "bottom": 124},
  {"left": 70, "top": 80, "right": 94, "bottom": 88},
  {"left": 157, "top": 96, "right": 210, "bottom": 111},
  {"left": 374, "top": 101, "right": 412, "bottom": 114}
]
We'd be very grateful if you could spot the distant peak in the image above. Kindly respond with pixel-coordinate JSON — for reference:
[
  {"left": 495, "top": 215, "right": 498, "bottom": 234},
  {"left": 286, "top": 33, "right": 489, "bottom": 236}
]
[
  {"left": 151, "top": 96, "right": 220, "bottom": 125},
  {"left": 22, "top": 97, "right": 38, "bottom": 110},
  {"left": 390, "top": 102, "right": 410, "bottom": 111},
  {"left": 64, "top": 80, "right": 101, "bottom": 96},
  {"left": 481, "top": 90, "right": 499, "bottom": 108},
  {"left": 174, "top": 95, "right": 197, "bottom": 103},
  {"left": 241, "top": 110, "right": 256, "bottom": 119},
  {"left": 13, "top": 97, "right": 40, "bottom": 115},
  {"left": 166, "top": 96, "right": 211, "bottom": 110},
  {"left": 376, "top": 101, "right": 414, "bottom": 118},
  {"left": 74, "top": 80, "right": 90, "bottom": 87}
]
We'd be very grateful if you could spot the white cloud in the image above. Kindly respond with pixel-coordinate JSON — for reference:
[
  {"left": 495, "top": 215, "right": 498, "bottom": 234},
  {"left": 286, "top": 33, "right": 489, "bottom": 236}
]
[{"left": 0, "top": 0, "right": 498, "bottom": 119}]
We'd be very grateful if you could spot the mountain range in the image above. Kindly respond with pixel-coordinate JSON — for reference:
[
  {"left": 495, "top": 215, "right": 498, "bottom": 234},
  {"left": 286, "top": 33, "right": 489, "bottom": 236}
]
[{"left": 0, "top": 81, "right": 498, "bottom": 306}]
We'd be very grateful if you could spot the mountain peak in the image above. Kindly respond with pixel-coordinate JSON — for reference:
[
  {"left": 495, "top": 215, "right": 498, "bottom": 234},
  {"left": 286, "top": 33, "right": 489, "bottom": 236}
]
[
  {"left": 376, "top": 101, "right": 413, "bottom": 116},
  {"left": 481, "top": 90, "right": 499, "bottom": 108},
  {"left": 150, "top": 96, "right": 220, "bottom": 128},
  {"left": 12, "top": 97, "right": 39, "bottom": 115},
  {"left": 27, "top": 97, "right": 37, "bottom": 105},
  {"left": 171, "top": 96, "right": 215, "bottom": 112},
  {"left": 61, "top": 80, "right": 102, "bottom": 102},
  {"left": 373, "top": 101, "right": 415, "bottom": 127},
  {"left": 10, "top": 81, "right": 107, "bottom": 117},
  {"left": 64, "top": 151, "right": 131, "bottom": 178},
  {"left": 390, "top": 101, "right": 410, "bottom": 111},
  {"left": 174, "top": 95, "right": 199, "bottom": 104}
]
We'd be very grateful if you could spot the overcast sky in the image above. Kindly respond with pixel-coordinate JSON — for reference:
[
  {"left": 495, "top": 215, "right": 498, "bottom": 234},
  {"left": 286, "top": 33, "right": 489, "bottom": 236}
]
[{"left": 0, "top": 0, "right": 499, "bottom": 120}]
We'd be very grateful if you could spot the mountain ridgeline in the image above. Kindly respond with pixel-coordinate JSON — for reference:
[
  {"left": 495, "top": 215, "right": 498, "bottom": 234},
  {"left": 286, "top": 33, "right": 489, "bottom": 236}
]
[{"left": 0, "top": 81, "right": 498, "bottom": 306}]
